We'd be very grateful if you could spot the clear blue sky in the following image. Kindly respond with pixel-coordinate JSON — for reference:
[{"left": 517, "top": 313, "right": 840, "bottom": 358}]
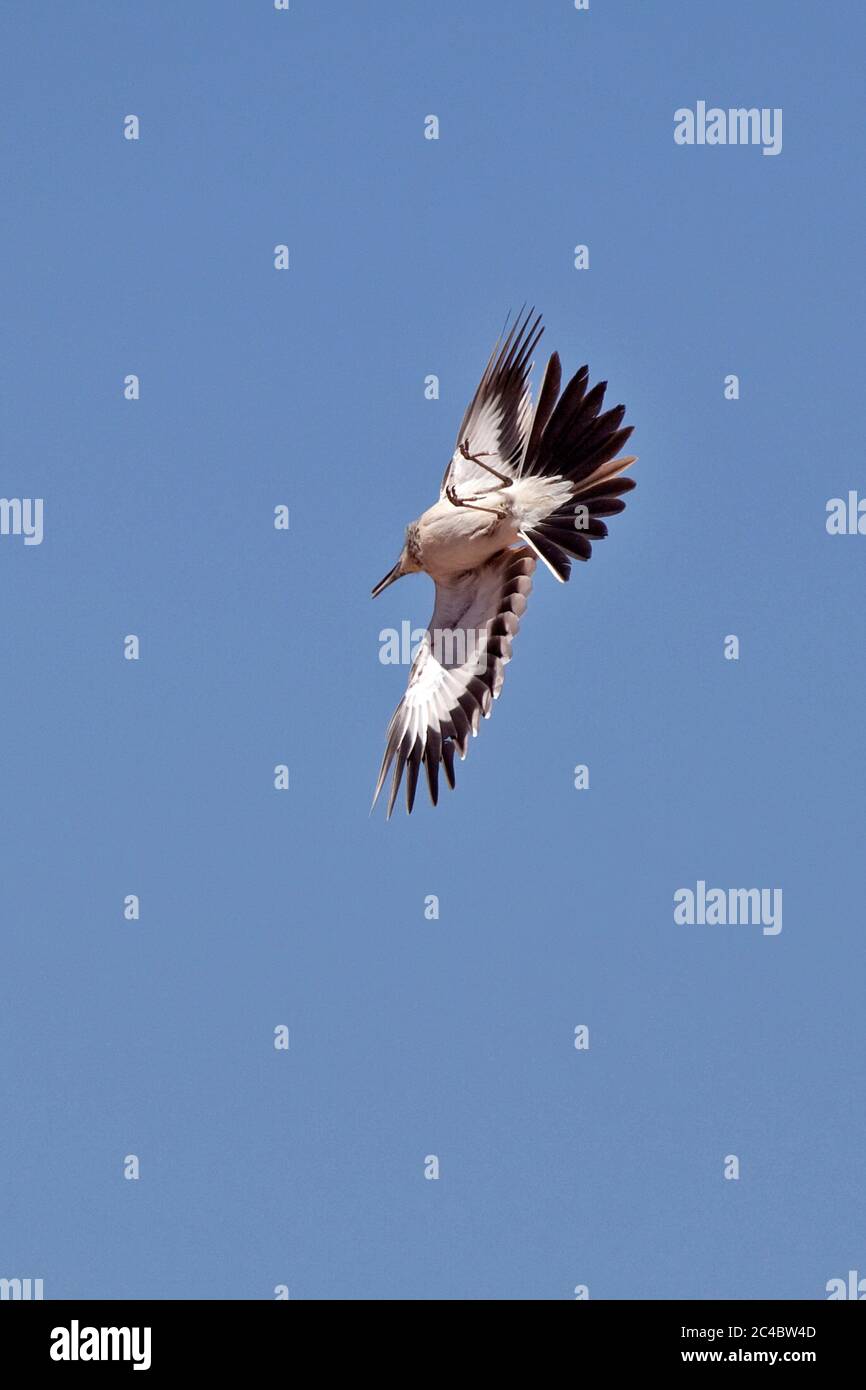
[{"left": 1, "top": 0, "right": 863, "bottom": 1300}]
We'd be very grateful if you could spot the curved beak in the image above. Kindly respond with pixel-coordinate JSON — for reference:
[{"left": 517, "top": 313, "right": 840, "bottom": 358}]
[{"left": 371, "top": 560, "right": 403, "bottom": 598}]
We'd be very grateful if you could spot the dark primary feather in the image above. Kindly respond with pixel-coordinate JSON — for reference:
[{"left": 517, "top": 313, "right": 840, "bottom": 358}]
[
  {"left": 518, "top": 350, "right": 562, "bottom": 472},
  {"left": 525, "top": 364, "right": 633, "bottom": 487},
  {"left": 518, "top": 355, "right": 636, "bottom": 581}
]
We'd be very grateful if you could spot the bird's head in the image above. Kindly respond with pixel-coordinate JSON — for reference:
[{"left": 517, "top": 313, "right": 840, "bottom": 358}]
[{"left": 371, "top": 524, "right": 423, "bottom": 597}]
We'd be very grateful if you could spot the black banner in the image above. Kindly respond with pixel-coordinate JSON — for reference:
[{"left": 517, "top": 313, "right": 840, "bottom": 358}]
[{"left": 1, "top": 1299, "right": 861, "bottom": 1374}]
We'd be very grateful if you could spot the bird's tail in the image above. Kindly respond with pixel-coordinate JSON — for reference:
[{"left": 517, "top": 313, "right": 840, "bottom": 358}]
[{"left": 516, "top": 352, "right": 636, "bottom": 582}]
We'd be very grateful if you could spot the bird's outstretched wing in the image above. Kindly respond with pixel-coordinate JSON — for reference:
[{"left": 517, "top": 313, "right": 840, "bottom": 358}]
[
  {"left": 440, "top": 308, "right": 543, "bottom": 501},
  {"left": 372, "top": 548, "right": 536, "bottom": 817}
]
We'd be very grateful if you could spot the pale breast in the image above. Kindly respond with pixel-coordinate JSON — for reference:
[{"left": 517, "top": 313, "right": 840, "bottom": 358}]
[{"left": 416, "top": 499, "right": 520, "bottom": 579}]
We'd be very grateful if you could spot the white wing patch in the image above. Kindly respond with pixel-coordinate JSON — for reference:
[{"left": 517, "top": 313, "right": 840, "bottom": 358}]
[{"left": 440, "top": 308, "right": 542, "bottom": 501}]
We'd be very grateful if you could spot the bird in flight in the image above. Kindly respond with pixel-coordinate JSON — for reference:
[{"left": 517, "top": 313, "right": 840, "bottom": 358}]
[{"left": 371, "top": 308, "right": 636, "bottom": 817}]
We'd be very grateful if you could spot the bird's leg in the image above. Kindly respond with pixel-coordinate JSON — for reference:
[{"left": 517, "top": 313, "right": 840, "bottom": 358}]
[
  {"left": 445, "top": 483, "right": 503, "bottom": 515},
  {"left": 459, "top": 439, "right": 513, "bottom": 488}
]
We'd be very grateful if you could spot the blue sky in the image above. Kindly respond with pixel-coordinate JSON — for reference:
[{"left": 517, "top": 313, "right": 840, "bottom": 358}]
[{"left": 1, "top": 0, "right": 863, "bottom": 1299}]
